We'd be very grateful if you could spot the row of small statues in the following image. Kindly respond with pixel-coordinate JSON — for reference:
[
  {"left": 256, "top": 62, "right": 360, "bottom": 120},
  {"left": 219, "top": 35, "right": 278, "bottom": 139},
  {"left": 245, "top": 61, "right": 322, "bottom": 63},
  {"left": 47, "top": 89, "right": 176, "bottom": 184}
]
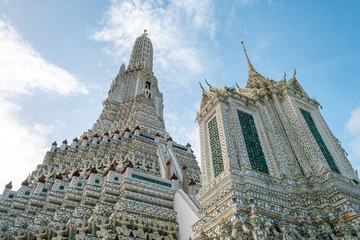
[
  {"left": 31, "top": 152, "right": 160, "bottom": 186},
  {"left": 197, "top": 214, "right": 360, "bottom": 240},
  {"left": 1, "top": 216, "right": 177, "bottom": 240}
]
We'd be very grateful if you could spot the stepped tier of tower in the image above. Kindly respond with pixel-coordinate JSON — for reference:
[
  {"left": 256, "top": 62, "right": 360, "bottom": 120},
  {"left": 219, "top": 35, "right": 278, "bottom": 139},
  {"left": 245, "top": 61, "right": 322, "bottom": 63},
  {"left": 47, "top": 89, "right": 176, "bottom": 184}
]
[
  {"left": 0, "top": 128, "right": 201, "bottom": 239},
  {"left": 0, "top": 32, "right": 202, "bottom": 240}
]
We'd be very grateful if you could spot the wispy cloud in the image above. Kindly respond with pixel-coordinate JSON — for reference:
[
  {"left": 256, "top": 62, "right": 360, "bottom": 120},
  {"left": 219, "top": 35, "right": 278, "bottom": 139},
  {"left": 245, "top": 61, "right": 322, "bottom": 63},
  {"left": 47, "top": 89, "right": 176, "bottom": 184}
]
[
  {"left": 0, "top": 19, "right": 88, "bottom": 189},
  {"left": 346, "top": 106, "right": 360, "bottom": 175},
  {"left": 92, "top": 0, "right": 215, "bottom": 86},
  {"left": 0, "top": 98, "right": 50, "bottom": 189},
  {"left": 0, "top": 19, "right": 88, "bottom": 97}
]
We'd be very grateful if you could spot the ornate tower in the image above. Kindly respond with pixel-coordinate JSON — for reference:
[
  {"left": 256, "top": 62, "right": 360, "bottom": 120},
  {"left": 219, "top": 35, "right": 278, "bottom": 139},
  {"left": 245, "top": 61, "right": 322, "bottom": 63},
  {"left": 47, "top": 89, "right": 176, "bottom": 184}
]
[
  {"left": 0, "top": 31, "right": 201, "bottom": 240},
  {"left": 92, "top": 30, "right": 165, "bottom": 136},
  {"left": 192, "top": 42, "right": 360, "bottom": 239}
]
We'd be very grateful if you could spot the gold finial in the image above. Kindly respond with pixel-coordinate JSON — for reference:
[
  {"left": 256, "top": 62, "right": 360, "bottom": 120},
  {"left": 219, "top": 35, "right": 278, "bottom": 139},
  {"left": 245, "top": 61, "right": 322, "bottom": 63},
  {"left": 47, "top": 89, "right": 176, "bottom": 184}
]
[
  {"left": 241, "top": 40, "right": 247, "bottom": 52},
  {"left": 142, "top": 29, "right": 148, "bottom": 36}
]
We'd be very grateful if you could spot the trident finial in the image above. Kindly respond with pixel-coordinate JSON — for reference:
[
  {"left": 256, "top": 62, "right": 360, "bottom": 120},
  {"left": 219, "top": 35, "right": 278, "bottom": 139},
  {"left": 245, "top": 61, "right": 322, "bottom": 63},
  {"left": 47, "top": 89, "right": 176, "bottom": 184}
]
[
  {"left": 204, "top": 79, "right": 211, "bottom": 87},
  {"left": 142, "top": 29, "right": 148, "bottom": 37},
  {"left": 199, "top": 82, "right": 205, "bottom": 91}
]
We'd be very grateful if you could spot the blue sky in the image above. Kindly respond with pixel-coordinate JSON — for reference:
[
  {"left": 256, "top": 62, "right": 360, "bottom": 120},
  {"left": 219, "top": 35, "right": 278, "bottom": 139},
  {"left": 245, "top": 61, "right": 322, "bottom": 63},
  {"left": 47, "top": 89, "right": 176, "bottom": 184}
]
[{"left": 0, "top": 0, "right": 359, "bottom": 188}]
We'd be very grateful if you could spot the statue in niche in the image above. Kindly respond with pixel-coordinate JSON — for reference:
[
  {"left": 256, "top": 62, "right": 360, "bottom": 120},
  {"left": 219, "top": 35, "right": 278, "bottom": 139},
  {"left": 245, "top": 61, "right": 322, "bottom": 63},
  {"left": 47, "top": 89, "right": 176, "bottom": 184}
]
[
  {"left": 144, "top": 88, "right": 152, "bottom": 99},
  {"left": 76, "top": 218, "right": 90, "bottom": 240},
  {"left": 149, "top": 230, "right": 161, "bottom": 239},
  {"left": 52, "top": 221, "right": 68, "bottom": 240},
  {"left": 133, "top": 226, "right": 146, "bottom": 238},
  {"left": 96, "top": 217, "right": 112, "bottom": 238},
  {"left": 14, "top": 229, "right": 26, "bottom": 240},
  {"left": 116, "top": 220, "right": 130, "bottom": 236},
  {"left": 160, "top": 226, "right": 176, "bottom": 240},
  {"left": 35, "top": 226, "right": 48, "bottom": 240}
]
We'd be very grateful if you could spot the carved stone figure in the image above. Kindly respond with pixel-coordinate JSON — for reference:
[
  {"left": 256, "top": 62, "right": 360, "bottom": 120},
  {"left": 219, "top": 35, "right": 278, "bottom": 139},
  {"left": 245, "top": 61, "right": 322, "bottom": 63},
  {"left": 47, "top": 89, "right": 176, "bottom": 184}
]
[
  {"left": 35, "top": 226, "right": 48, "bottom": 240},
  {"left": 53, "top": 221, "right": 68, "bottom": 240},
  {"left": 133, "top": 227, "right": 146, "bottom": 238},
  {"left": 116, "top": 224, "right": 130, "bottom": 236},
  {"left": 14, "top": 229, "right": 27, "bottom": 240},
  {"left": 96, "top": 217, "right": 112, "bottom": 238}
]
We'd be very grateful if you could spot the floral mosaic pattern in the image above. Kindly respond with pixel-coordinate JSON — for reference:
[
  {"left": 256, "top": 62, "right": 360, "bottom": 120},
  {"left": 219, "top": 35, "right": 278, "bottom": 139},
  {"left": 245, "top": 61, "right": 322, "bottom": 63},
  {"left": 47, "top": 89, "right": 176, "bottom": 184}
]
[
  {"left": 237, "top": 110, "right": 269, "bottom": 174},
  {"left": 208, "top": 117, "right": 224, "bottom": 177},
  {"left": 300, "top": 109, "right": 340, "bottom": 174}
]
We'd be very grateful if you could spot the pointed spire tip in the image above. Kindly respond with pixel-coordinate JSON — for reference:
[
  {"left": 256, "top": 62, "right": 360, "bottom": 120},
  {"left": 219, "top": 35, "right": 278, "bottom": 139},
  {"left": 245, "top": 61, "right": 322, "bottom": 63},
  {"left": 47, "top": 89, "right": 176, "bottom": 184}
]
[{"left": 142, "top": 29, "right": 148, "bottom": 37}]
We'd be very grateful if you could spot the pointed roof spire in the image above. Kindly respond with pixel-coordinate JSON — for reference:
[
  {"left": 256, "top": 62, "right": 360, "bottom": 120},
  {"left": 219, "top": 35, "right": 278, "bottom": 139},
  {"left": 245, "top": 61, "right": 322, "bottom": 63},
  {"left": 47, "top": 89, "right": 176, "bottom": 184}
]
[
  {"left": 21, "top": 177, "right": 29, "bottom": 186},
  {"left": 241, "top": 41, "right": 257, "bottom": 76},
  {"left": 241, "top": 41, "right": 266, "bottom": 88},
  {"left": 128, "top": 30, "right": 153, "bottom": 70},
  {"left": 5, "top": 181, "right": 12, "bottom": 189}
]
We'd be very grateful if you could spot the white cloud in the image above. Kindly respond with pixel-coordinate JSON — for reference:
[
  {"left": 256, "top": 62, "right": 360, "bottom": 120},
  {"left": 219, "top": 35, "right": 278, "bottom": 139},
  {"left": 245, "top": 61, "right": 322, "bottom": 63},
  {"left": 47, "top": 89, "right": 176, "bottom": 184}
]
[
  {"left": 0, "top": 19, "right": 88, "bottom": 97},
  {"left": 0, "top": 19, "right": 88, "bottom": 189},
  {"left": 346, "top": 106, "right": 360, "bottom": 174},
  {"left": 92, "top": 0, "right": 215, "bottom": 85},
  {"left": 0, "top": 98, "right": 48, "bottom": 189}
]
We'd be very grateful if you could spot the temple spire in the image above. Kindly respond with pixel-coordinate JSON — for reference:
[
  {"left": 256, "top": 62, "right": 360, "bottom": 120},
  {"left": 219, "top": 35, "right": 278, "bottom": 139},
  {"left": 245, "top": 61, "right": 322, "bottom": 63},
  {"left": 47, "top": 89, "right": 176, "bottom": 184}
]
[
  {"left": 241, "top": 41, "right": 257, "bottom": 77},
  {"left": 128, "top": 30, "right": 153, "bottom": 70},
  {"left": 241, "top": 41, "right": 266, "bottom": 88}
]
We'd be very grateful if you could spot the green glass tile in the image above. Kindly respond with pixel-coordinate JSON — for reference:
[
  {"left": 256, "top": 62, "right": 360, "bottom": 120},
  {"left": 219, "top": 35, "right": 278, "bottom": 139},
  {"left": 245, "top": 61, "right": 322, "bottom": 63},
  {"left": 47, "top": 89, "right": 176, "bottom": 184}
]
[
  {"left": 300, "top": 109, "right": 340, "bottom": 174},
  {"left": 237, "top": 110, "right": 269, "bottom": 174},
  {"left": 132, "top": 174, "right": 171, "bottom": 187},
  {"left": 208, "top": 117, "right": 224, "bottom": 177}
]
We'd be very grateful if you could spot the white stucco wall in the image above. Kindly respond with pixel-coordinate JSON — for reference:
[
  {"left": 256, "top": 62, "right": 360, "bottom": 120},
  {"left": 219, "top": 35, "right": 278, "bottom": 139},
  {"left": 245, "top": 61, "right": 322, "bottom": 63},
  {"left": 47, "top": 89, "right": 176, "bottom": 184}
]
[{"left": 173, "top": 189, "right": 200, "bottom": 240}]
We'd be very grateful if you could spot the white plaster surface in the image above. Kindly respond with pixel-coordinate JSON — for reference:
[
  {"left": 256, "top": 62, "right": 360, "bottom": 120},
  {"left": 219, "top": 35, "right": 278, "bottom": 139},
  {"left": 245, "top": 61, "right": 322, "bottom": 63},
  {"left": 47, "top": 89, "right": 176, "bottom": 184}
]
[{"left": 173, "top": 189, "right": 200, "bottom": 240}]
